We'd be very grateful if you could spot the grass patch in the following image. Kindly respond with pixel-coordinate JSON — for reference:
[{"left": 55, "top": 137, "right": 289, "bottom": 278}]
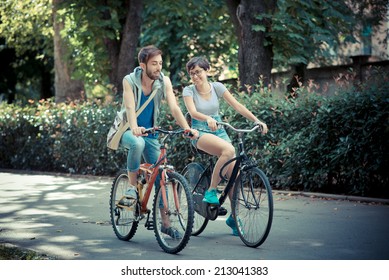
[{"left": 0, "top": 243, "right": 57, "bottom": 260}]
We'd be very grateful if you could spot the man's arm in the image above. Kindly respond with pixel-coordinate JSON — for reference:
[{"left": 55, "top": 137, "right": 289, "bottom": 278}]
[
  {"left": 164, "top": 76, "right": 191, "bottom": 130},
  {"left": 123, "top": 78, "right": 144, "bottom": 136}
]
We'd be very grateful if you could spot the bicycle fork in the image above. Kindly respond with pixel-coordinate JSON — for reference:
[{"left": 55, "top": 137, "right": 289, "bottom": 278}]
[{"left": 144, "top": 167, "right": 179, "bottom": 231}]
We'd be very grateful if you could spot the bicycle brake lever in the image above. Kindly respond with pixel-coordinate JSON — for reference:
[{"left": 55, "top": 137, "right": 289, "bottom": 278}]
[
  {"left": 183, "top": 129, "right": 194, "bottom": 138},
  {"left": 254, "top": 123, "right": 262, "bottom": 133},
  {"left": 145, "top": 126, "right": 158, "bottom": 134}
]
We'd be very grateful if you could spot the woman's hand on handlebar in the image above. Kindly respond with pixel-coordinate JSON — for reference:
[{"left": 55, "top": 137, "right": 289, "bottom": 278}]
[
  {"left": 255, "top": 120, "right": 268, "bottom": 135},
  {"left": 206, "top": 117, "right": 218, "bottom": 131}
]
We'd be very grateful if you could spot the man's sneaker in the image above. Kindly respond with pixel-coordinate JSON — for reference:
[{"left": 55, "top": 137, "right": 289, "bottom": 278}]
[
  {"left": 125, "top": 186, "right": 138, "bottom": 200},
  {"left": 202, "top": 189, "right": 219, "bottom": 205},
  {"left": 226, "top": 214, "right": 239, "bottom": 236},
  {"left": 161, "top": 226, "right": 183, "bottom": 239}
]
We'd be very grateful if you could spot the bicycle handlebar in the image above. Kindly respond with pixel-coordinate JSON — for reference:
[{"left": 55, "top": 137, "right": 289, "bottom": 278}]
[
  {"left": 216, "top": 121, "right": 262, "bottom": 133},
  {"left": 144, "top": 127, "right": 193, "bottom": 137}
]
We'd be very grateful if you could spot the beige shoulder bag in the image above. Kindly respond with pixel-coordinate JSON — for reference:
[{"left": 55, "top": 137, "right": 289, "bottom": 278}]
[{"left": 107, "top": 88, "right": 159, "bottom": 150}]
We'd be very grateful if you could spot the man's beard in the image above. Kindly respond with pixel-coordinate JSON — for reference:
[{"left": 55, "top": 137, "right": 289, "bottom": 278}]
[{"left": 145, "top": 67, "right": 160, "bottom": 80}]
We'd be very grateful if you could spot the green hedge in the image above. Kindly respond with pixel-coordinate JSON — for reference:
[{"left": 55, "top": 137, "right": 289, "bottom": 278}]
[
  {"left": 248, "top": 70, "right": 389, "bottom": 198},
  {"left": 0, "top": 100, "right": 126, "bottom": 175},
  {"left": 1, "top": 71, "right": 388, "bottom": 198}
]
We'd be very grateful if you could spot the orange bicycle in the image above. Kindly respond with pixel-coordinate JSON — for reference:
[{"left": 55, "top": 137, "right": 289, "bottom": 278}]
[{"left": 109, "top": 127, "right": 194, "bottom": 254}]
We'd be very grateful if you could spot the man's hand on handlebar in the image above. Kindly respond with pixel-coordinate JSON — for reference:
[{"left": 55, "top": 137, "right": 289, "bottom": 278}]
[{"left": 132, "top": 126, "right": 148, "bottom": 136}]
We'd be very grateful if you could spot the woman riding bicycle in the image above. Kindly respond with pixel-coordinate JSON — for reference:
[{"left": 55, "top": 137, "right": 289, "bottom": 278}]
[{"left": 182, "top": 56, "right": 268, "bottom": 236}]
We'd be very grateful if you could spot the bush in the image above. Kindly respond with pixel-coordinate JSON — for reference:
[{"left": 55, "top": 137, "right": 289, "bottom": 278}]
[
  {"left": 0, "top": 99, "right": 126, "bottom": 175},
  {"left": 247, "top": 70, "right": 389, "bottom": 198},
  {"left": 0, "top": 70, "right": 388, "bottom": 198}
]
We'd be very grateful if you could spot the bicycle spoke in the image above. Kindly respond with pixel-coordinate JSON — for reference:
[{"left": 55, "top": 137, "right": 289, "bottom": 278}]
[
  {"left": 153, "top": 172, "right": 194, "bottom": 254},
  {"left": 109, "top": 171, "right": 139, "bottom": 241}
]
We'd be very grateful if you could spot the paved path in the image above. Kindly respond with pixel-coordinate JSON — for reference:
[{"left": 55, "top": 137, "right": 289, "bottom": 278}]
[{"left": 1, "top": 170, "right": 389, "bottom": 260}]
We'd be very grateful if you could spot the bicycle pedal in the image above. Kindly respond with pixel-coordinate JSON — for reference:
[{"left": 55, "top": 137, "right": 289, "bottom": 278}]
[
  {"left": 118, "top": 197, "right": 136, "bottom": 207},
  {"left": 145, "top": 220, "right": 154, "bottom": 230},
  {"left": 218, "top": 207, "right": 228, "bottom": 216}
]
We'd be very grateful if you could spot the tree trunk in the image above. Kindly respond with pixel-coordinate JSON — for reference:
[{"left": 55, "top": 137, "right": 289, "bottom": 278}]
[
  {"left": 53, "top": 0, "right": 85, "bottom": 103},
  {"left": 40, "top": 64, "right": 53, "bottom": 100},
  {"left": 0, "top": 43, "right": 16, "bottom": 104},
  {"left": 226, "top": 0, "right": 276, "bottom": 91},
  {"left": 103, "top": 0, "right": 143, "bottom": 95}
]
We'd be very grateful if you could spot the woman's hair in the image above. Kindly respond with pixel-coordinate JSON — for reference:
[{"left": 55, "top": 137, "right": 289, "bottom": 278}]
[
  {"left": 138, "top": 45, "right": 163, "bottom": 64},
  {"left": 186, "top": 56, "right": 210, "bottom": 73}
]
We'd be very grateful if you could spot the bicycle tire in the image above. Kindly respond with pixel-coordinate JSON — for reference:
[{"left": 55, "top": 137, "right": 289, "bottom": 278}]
[
  {"left": 232, "top": 167, "right": 273, "bottom": 247},
  {"left": 109, "top": 171, "right": 139, "bottom": 241},
  {"left": 153, "top": 171, "right": 194, "bottom": 254},
  {"left": 182, "top": 162, "right": 209, "bottom": 236}
]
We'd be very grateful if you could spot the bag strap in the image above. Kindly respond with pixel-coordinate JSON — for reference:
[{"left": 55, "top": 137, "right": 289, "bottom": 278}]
[
  {"left": 135, "top": 87, "right": 159, "bottom": 117},
  {"left": 118, "top": 87, "right": 159, "bottom": 134}
]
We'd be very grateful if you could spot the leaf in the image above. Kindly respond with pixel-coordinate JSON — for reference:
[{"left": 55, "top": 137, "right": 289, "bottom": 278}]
[{"left": 252, "top": 25, "right": 266, "bottom": 32}]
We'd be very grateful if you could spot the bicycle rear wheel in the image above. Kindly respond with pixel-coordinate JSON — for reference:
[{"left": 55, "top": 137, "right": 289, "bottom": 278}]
[
  {"left": 182, "top": 162, "right": 209, "bottom": 236},
  {"left": 153, "top": 171, "right": 194, "bottom": 254},
  {"left": 232, "top": 167, "right": 273, "bottom": 247},
  {"left": 109, "top": 171, "right": 139, "bottom": 240}
]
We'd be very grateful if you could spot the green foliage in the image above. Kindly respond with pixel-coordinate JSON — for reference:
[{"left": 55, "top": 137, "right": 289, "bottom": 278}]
[
  {"left": 0, "top": 99, "right": 125, "bottom": 175},
  {"left": 0, "top": 0, "right": 53, "bottom": 56},
  {"left": 0, "top": 0, "right": 54, "bottom": 101},
  {"left": 257, "top": 0, "right": 357, "bottom": 68},
  {"left": 2, "top": 0, "right": 388, "bottom": 103},
  {"left": 247, "top": 69, "right": 389, "bottom": 198},
  {"left": 1, "top": 74, "right": 388, "bottom": 198},
  {"left": 57, "top": 0, "right": 120, "bottom": 84},
  {"left": 141, "top": 0, "right": 238, "bottom": 86}
]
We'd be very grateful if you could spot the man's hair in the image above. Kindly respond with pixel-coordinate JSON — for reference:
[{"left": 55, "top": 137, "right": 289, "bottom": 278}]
[
  {"left": 186, "top": 56, "right": 210, "bottom": 73},
  {"left": 138, "top": 45, "right": 163, "bottom": 64}
]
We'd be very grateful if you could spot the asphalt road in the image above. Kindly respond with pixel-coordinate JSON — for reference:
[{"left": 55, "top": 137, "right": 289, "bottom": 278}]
[{"left": 1, "top": 170, "right": 389, "bottom": 260}]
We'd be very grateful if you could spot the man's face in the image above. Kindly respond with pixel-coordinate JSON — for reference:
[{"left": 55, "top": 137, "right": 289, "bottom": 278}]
[{"left": 142, "top": 54, "right": 163, "bottom": 80}]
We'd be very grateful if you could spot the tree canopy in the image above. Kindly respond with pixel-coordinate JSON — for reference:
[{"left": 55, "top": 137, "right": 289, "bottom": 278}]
[
  {"left": 141, "top": 0, "right": 237, "bottom": 86},
  {"left": 0, "top": 0, "right": 387, "bottom": 102}
]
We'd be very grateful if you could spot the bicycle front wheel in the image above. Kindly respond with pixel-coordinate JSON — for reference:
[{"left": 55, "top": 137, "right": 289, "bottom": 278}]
[
  {"left": 153, "top": 171, "right": 194, "bottom": 254},
  {"left": 232, "top": 167, "right": 273, "bottom": 247},
  {"left": 109, "top": 171, "right": 139, "bottom": 241}
]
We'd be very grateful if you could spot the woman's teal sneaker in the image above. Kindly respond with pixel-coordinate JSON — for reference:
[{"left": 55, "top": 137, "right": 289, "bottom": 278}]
[
  {"left": 202, "top": 189, "right": 219, "bottom": 205},
  {"left": 226, "top": 214, "right": 239, "bottom": 236}
]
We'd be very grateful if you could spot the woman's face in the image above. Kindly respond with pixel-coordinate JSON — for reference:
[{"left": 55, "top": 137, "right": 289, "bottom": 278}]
[{"left": 189, "top": 66, "right": 207, "bottom": 85}]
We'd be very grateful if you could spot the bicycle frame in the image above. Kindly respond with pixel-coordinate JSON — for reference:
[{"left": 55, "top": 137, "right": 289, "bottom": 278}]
[
  {"left": 136, "top": 133, "right": 174, "bottom": 215},
  {"left": 192, "top": 122, "right": 260, "bottom": 215},
  {"left": 218, "top": 129, "right": 258, "bottom": 205}
]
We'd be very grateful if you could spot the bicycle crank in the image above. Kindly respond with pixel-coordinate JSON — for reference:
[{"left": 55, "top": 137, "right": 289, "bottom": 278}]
[
  {"left": 193, "top": 193, "right": 227, "bottom": 220},
  {"left": 144, "top": 210, "right": 154, "bottom": 230}
]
